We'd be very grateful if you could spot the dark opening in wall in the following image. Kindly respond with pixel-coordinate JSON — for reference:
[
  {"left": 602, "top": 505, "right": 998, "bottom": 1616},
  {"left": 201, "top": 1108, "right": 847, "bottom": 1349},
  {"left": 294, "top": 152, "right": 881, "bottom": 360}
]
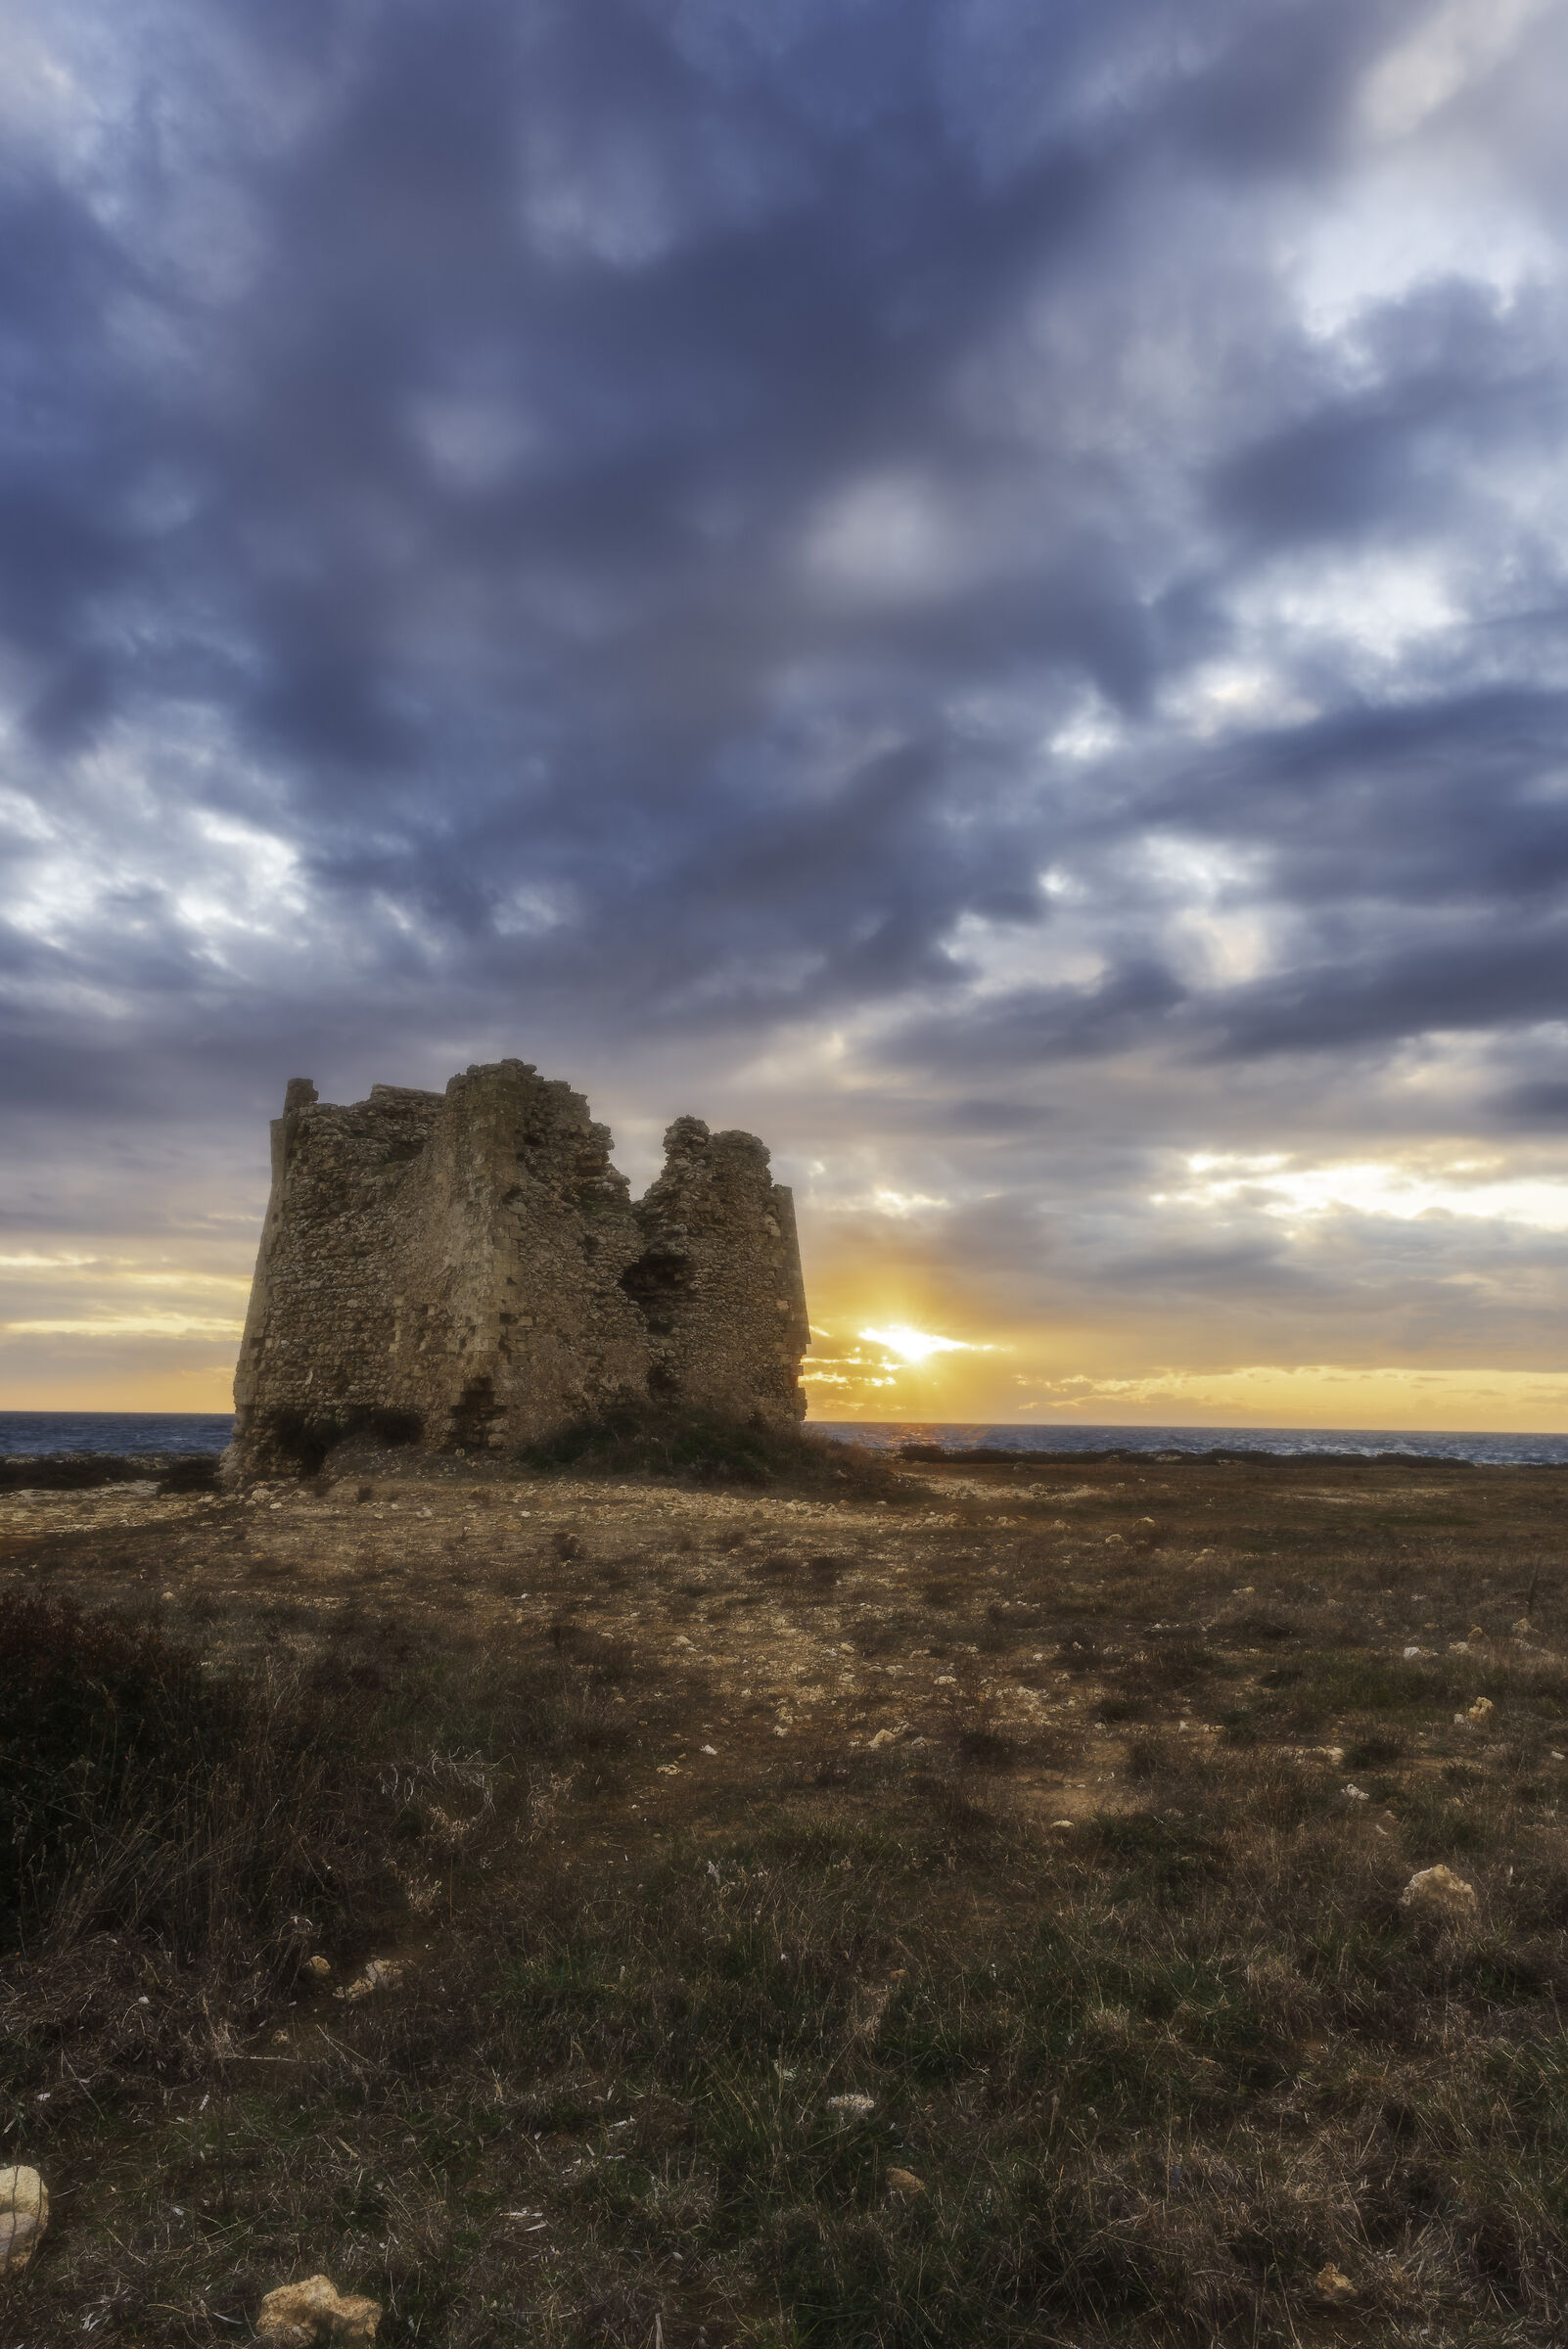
[
  {"left": 621, "top": 1245, "right": 694, "bottom": 1339},
  {"left": 262, "top": 1412, "right": 344, "bottom": 1476},
  {"left": 363, "top": 1409, "right": 424, "bottom": 1449},
  {"left": 621, "top": 1246, "right": 693, "bottom": 1298},
  {"left": 258, "top": 1407, "right": 424, "bottom": 1475},
  {"left": 449, "top": 1376, "right": 503, "bottom": 1449}
]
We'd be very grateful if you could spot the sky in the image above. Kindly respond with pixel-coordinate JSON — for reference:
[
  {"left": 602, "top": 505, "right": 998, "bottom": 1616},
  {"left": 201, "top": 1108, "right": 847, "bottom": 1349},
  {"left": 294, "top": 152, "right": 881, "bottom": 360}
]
[{"left": 4, "top": 0, "right": 1568, "bottom": 1429}]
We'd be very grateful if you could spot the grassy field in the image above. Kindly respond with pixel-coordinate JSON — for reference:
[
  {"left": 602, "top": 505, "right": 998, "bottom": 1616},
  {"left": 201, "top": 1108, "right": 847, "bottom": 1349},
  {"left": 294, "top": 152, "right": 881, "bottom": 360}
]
[{"left": 2, "top": 1441, "right": 1566, "bottom": 2345}]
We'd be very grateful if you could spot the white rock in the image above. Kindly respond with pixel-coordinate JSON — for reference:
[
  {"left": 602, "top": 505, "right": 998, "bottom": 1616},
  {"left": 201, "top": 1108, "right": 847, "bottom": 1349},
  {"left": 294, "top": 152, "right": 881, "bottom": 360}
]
[
  {"left": 0, "top": 2167, "right": 48, "bottom": 2276},
  {"left": 1400, "top": 1864, "right": 1478, "bottom": 1924},
  {"left": 335, "top": 1958, "right": 405, "bottom": 2003}
]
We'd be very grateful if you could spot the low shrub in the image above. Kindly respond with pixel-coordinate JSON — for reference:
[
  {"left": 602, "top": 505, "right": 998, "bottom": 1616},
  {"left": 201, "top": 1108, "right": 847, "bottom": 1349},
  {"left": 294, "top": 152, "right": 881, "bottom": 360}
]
[
  {"left": 517, "top": 1405, "right": 910, "bottom": 1497},
  {"left": 0, "top": 1592, "right": 259, "bottom": 1949}
]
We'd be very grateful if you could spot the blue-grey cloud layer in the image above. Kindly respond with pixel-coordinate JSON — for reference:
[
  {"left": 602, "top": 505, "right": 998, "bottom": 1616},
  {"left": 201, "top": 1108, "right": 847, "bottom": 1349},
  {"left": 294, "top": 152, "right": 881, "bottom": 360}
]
[{"left": 4, "top": 0, "right": 1568, "bottom": 1387}]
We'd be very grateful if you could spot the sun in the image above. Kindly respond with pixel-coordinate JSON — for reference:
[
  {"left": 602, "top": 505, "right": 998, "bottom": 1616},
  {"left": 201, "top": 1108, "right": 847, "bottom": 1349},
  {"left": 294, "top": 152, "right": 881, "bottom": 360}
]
[{"left": 858, "top": 1324, "right": 974, "bottom": 1365}]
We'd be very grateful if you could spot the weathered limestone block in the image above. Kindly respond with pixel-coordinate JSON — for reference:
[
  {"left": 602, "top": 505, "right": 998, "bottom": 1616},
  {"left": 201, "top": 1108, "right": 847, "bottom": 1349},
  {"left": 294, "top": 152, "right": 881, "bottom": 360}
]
[
  {"left": 0, "top": 2166, "right": 48, "bottom": 2275},
  {"left": 255, "top": 2274, "right": 380, "bottom": 2344},
  {"left": 1399, "top": 1864, "right": 1479, "bottom": 1924},
  {"left": 227, "top": 1060, "right": 809, "bottom": 1476}
]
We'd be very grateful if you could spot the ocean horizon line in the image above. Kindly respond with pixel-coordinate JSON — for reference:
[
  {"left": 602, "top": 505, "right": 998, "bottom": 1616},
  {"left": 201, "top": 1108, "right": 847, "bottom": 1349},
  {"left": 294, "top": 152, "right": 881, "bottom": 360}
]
[
  {"left": 1, "top": 1407, "right": 1564, "bottom": 1432},
  {"left": 2, "top": 1408, "right": 1566, "bottom": 1468}
]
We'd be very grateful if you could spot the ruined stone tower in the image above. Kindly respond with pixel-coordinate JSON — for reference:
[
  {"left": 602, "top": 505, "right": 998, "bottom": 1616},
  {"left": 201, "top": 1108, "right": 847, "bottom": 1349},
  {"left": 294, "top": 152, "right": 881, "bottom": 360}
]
[{"left": 228, "top": 1060, "right": 810, "bottom": 1477}]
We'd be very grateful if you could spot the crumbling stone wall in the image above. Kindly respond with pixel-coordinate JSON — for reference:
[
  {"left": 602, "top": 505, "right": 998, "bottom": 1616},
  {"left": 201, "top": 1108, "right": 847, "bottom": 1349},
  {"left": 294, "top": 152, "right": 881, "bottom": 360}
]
[
  {"left": 631, "top": 1118, "right": 810, "bottom": 1423},
  {"left": 229, "top": 1059, "right": 809, "bottom": 1476}
]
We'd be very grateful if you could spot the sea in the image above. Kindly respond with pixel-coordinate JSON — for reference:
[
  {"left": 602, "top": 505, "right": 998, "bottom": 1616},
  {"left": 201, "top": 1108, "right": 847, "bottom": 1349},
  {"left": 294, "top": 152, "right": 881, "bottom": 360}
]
[
  {"left": 814, "top": 1422, "right": 1568, "bottom": 1466},
  {"left": 3, "top": 1409, "right": 1568, "bottom": 1467},
  {"left": 0, "top": 1412, "right": 236, "bottom": 1457}
]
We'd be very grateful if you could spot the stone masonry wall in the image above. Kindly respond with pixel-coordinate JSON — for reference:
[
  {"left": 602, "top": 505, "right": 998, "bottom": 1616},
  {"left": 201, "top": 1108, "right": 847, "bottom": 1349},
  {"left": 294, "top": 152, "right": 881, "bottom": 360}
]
[
  {"left": 229, "top": 1060, "right": 809, "bottom": 1476},
  {"left": 630, "top": 1118, "right": 812, "bottom": 1422}
]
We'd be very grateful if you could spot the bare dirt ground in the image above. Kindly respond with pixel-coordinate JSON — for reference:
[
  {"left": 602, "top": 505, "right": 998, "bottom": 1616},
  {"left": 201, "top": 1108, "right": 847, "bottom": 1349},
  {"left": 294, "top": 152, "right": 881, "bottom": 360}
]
[
  {"left": 6, "top": 1451, "right": 1560, "bottom": 1827},
  {"left": 3, "top": 1449, "right": 1567, "bottom": 2346}
]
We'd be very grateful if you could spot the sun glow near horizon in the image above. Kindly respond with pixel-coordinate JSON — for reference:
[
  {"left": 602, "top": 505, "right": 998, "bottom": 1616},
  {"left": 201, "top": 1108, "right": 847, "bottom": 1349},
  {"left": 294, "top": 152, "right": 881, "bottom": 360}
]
[
  {"left": 856, "top": 1323, "right": 981, "bottom": 1365},
  {"left": 794, "top": 1284, "right": 1568, "bottom": 1429},
  {"left": 4, "top": 1231, "right": 1568, "bottom": 1436}
]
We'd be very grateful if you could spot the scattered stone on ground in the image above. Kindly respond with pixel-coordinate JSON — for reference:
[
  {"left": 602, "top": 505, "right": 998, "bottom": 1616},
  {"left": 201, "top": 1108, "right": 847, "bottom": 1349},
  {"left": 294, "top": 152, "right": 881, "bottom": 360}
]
[
  {"left": 254, "top": 2274, "right": 381, "bottom": 2344},
  {"left": 0, "top": 2166, "right": 48, "bottom": 2276},
  {"left": 3, "top": 1444, "right": 1567, "bottom": 2345},
  {"left": 336, "top": 1958, "right": 405, "bottom": 2002},
  {"left": 1314, "top": 2262, "right": 1357, "bottom": 2302},
  {"left": 1400, "top": 1864, "right": 1479, "bottom": 1923},
  {"left": 886, "top": 2168, "right": 925, "bottom": 2197}
]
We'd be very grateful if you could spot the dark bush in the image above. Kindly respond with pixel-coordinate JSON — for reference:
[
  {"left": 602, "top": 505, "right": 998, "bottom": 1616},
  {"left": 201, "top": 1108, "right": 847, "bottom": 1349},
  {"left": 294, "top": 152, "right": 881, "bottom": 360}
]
[
  {"left": 156, "top": 1454, "right": 222, "bottom": 1495},
  {"left": 0, "top": 1594, "right": 402, "bottom": 1990},
  {"left": 0, "top": 1452, "right": 190, "bottom": 1494},
  {"left": 1347, "top": 1727, "right": 1407, "bottom": 1769},
  {"left": 518, "top": 1405, "right": 910, "bottom": 1497},
  {"left": 0, "top": 1593, "right": 250, "bottom": 1944},
  {"left": 956, "top": 1727, "right": 1019, "bottom": 1770}
]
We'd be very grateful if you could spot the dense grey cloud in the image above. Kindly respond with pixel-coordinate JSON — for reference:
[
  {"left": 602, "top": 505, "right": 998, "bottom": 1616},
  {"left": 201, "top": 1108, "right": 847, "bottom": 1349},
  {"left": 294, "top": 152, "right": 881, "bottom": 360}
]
[{"left": 3, "top": 0, "right": 1568, "bottom": 1418}]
